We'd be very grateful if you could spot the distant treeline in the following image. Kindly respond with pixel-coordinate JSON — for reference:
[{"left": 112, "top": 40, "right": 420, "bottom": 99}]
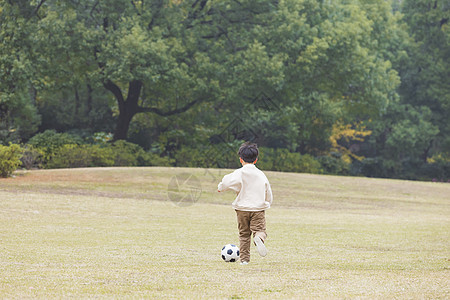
[{"left": 0, "top": 0, "right": 448, "bottom": 181}]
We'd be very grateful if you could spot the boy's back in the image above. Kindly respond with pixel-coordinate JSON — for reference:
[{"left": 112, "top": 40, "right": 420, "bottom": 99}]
[{"left": 218, "top": 164, "right": 272, "bottom": 211}]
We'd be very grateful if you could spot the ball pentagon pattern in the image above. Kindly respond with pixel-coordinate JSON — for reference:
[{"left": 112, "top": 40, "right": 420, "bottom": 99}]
[{"left": 221, "top": 244, "right": 240, "bottom": 262}]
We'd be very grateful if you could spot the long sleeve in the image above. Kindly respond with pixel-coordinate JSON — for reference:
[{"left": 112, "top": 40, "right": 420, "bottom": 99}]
[
  {"left": 266, "top": 182, "right": 273, "bottom": 206},
  {"left": 217, "top": 171, "right": 242, "bottom": 193},
  {"left": 218, "top": 164, "right": 273, "bottom": 211}
]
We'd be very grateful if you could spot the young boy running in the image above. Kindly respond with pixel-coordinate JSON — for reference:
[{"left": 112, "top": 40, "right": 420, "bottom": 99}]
[{"left": 217, "top": 142, "right": 273, "bottom": 265}]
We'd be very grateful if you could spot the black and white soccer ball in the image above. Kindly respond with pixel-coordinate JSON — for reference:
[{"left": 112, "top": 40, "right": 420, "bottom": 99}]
[{"left": 221, "top": 244, "right": 240, "bottom": 262}]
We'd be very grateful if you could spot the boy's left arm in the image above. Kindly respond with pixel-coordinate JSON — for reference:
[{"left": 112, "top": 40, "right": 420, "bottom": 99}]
[{"left": 266, "top": 182, "right": 273, "bottom": 206}]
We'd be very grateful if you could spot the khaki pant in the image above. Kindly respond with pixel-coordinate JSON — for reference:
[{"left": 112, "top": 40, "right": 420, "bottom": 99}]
[{"left": 236, "top": 210, "right": 267, "bottom": 262}]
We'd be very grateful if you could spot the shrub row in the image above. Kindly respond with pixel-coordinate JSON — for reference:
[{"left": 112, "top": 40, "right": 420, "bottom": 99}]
[
  {"left": 21, "top": 130, "right": 172, "bottom": 170},
  {"left": 0, "top": 132, "right": 358, "bottom": 178},
  {"left": 2, "top": 130, "right": 447, "bottom": 180},
  {"left": 31, "top": 141, "right": 172, "bottom": 169},
  {"left": 171, "top": 145, "right": 327, "bottom": 174},
  {"left": 0, "top": 131, "right": 174, "bottom": 177}
]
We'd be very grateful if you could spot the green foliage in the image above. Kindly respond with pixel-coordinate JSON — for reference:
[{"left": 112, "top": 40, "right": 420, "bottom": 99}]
[
  {"left": 142, "top": 152, "right": 173, "bottom": 167},
  {"left": 47, "top": 144, "right": 115, "bottom": 169},
  {"left": 110, "top": 140, "right": 147, "bottom": 167},
  {"left": 0, "top": 0, "right": 41, "bottom": 144},
  {"left": 385, "top": 108, "right": 439, "bottom": 160},
  {"left": 20, "top": 145, "right": 44, "bottom": 170},
  {"left": 92, "top": 132, "right": 114, "bottom": 144},
  {"left": 2, "top": 0, "right": 448, "bottom": 180},
  {"left": 400, "top": 0, "right": 450, "bottom": 158},
  {"left": 426, "top": 154, "right": 450, "bottom": 181},
  {"left": 27, "top": 130, "right": 83, "bottom": 163},
  {"left": 173, "top": 145, "right": 239, "bottom": 169},
  {"left": 37, "top": 86, "right": 116, "bottom": 134},
  {"left": 0, "top": 143, "right": 23, "bottom": 177},
  {"left": 0, "top": 93, "right": 41, "bottom": 144},
  {"left": 31, "top": 140, "right": 173, "bottom": 169},
  {"left": 318, "top": 154, "right": 350, "bottom": 175},
  {"left": 23, "top": 131, "right": 173, "bottom": 169},
  {"left": 258, "top": 147, "right": 322, "bottom": 174},
  {"left": 173, "top": 147, "right": 209, "bottom": 168}
]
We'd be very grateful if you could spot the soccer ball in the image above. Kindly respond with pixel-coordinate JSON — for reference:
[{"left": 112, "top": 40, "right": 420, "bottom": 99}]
[{"left": 221, "top": 244, "right": 240, "bottom": 262}]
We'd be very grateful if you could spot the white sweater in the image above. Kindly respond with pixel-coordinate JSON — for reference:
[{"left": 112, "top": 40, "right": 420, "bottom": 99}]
[{"left": 217, "top": 164, "right": 273, "bottom": 211}]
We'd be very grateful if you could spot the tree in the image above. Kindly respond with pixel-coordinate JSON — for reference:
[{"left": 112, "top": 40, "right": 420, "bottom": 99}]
[
  {"left": 32, "top": 0, "right": 271, "bottom": 141},
  {"left": 400, "top": 0, "right": 450, "bottom": 159},
  {"left": 224, "top": 0, "right": 401, "bottom": 156},
  {"left": 0, "top": 1, "right": 41, "bottom": 144},
  {"left": 359, "top": 0, "right": 450, "bottom": 179}
]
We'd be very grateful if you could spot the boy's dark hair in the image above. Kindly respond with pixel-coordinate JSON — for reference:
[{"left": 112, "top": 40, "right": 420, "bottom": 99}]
[{"left": 238, "top": 142, "right": 259, "bottom": 163}]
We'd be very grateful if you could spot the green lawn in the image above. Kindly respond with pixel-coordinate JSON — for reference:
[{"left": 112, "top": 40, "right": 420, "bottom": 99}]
[{"left": 0, "top": 167, "right": 449, "bottom": 299}]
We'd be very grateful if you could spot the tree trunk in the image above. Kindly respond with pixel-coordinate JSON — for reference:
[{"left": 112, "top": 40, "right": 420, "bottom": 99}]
[
  {"left": 104, "top": 80, "right": 142, "bottom": 141},
  {"left": 86, "top": 83, "right": 93, "bottom": 116},
  {"left": 74, "top": 87, "right": 80, "bottom": 122},
  {"left": 114, "top": 110, "right": 135, "bottom": 141}
]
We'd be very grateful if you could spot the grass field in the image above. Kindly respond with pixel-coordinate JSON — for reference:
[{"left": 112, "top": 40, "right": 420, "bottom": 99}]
[{"left": 0, "top": 167, "right": 449, "bottom": 299}]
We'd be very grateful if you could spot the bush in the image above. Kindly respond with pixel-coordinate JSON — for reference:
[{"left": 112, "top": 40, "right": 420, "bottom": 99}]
[
  {"left": 0, "top": 144, "right": 23, "bottom": 177},
  {"left": 425, "top": 154, "right": 450, "bottom": 181},
  {"left": 21, "top": 145, "right": 45, "bottom": 169},
  {"left": 258, "top": 147, "right": 322, "bottom": 174},
  {"left": 318, "top": 153, "right": 350, "bottom": 175},
  {"left": 141, "top": 151, "right": 173, "bottom": 167},
  {"left": 47, "top": 144, "right": 116, "bottom": 169},
  {"left": 24, "top": 134, "right": 174, "bottom": 169},
  {"left": 47, "top": 144, "right": 89, "bottom": 169},
  {"left": 173, "top": 147, "right": 207, "bottom": 168},
  {"left": 109, "top": 140, "right": 146, "bottom": 166},
  {"left": 90, "top": 145, "right": 116, "bottom": 167},
  {"left": 27, "top": 130, "right": 83, "bottom": 164},
  {"left": 173, "top": 144, "right": 240, "bottom": 169},
  {"left": 107, "top": 140, "right": 173, "bottom": 167}
]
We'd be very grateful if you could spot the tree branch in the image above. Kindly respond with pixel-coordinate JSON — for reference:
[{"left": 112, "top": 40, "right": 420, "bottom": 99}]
[
  {"left": 148, "top": 0, "right": 164, "bottom": 30},
  {"left": 138, "top": 99, "right": 199, "bottom": 116},
  {"left": 32, "top": 0, "right": 46, "bottom": 17},
  {"left": 130, "top": 0, "right": 141, "bottom": 15},
  {"left": 89, "top": 0, "right": 100, "bottom": 25},
  {"left": 103, "top": 80, "right": 125, "bottom": 107}
]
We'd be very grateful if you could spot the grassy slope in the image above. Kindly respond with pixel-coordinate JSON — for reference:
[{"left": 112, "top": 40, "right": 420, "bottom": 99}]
[{"left": 0, "top": 167, "right": 449, "bottom": 299}]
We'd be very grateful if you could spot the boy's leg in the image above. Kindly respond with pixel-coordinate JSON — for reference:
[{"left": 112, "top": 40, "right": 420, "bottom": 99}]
[
  {"left": 250, "top": 210, "right": 267, "bottom": 242},
  {"left": 250, "top": 211, "right": 268, "bottom": 257},
  {"left": 236, "top": 210, "right": 252, "bottom": 262}
]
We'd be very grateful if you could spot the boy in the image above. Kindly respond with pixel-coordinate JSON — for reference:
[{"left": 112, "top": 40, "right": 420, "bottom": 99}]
[{"left": 217, "top": 142, "right": 273, "bottom": 265}]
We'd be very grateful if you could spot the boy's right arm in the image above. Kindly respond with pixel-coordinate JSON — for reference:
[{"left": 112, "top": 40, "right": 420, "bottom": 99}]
[{"left": 217, "top": 172, "right": 241, "bottom": 193}]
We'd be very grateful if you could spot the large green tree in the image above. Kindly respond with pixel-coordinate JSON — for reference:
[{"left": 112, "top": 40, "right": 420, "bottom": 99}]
[
  {"left": 31, "top": 0, "right": 283, "bottom": 141},
  {"left": 354, "top": 0, "right": 448, "bottom": 179},
  {"left": 30, "top": 0, "right": 205, "bottom": 140},
  {"left": 217, "top": 0, "right": 401, "bottom": 155},
  {"left": 0, "top": 1, "right": 41, "bottom": 143},
  {"left": 401, "top": 0, "right": 450, "bottom": 158}
]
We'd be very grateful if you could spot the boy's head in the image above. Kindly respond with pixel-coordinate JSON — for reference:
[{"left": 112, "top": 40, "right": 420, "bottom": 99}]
[{"left": 238, "top": 142, "right": 259, "bottom": 164}]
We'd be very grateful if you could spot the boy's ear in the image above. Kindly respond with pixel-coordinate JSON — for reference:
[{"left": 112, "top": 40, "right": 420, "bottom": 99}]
[
  {"left": 254, "top": 158, "right": 258, "bottom": 164},
  {"left": 239, "top": 157, "right": 243, "bottom": 164}
]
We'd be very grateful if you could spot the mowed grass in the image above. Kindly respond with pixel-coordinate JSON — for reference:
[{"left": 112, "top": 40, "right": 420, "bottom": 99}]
[{"left": 0, "top": 167, "right": 449, "bottom": 299}]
